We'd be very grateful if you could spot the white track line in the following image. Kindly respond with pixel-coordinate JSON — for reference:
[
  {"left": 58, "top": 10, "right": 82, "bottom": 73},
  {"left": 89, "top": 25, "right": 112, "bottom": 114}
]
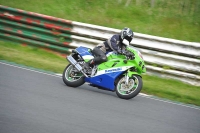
[
  {"left": 139, "top": 94, "right": 200, "bottom": 110},
  {"left": 1, "top": 61, "right": 200, "bottom": 110},
  {"left": 0, "top": 62, "right": 61, "bottom": 78}
]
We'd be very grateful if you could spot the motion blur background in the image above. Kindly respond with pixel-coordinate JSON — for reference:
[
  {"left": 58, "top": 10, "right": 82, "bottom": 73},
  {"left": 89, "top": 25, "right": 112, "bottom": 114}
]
[{"left": 0, "top": 0, "right": 199, "bottom": 42}]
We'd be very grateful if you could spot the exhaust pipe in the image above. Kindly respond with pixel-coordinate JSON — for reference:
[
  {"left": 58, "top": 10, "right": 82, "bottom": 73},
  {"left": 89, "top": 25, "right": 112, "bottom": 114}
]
[{"left": 67, "top": 55, "right": 88, "bottom": 77}]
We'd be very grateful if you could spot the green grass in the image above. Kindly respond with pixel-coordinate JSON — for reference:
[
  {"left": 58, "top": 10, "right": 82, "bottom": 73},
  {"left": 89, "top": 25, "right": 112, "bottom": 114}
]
[
  {"left": 0, "top": 0, "right": 200, "bottom": 42},
  {"left": 142, "top": 75, "right": 200, "bottom": 106},
  {"left": 1, "top": 41, "right": 200, "bottom": 106},
  {"left": 0, "top": 41, "right": 68, "bottom": 73}
]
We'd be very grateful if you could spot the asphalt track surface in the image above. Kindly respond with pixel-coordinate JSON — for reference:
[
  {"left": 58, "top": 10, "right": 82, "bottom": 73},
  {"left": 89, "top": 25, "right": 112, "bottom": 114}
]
[{"left": 0, "top": 62, "right": 200, "bottom": 133}]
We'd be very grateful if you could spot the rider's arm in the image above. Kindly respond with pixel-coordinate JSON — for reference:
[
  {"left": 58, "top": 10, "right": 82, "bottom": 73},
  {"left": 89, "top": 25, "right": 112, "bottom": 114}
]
[{"left": 109, "top": 35, "right": 122, "bottom": 54}]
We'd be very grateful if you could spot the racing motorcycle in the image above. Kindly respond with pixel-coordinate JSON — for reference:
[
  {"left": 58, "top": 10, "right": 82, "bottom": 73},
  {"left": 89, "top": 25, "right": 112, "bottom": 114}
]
[{"left": 62, "top": 46, "right": 146, "bottom": 99}]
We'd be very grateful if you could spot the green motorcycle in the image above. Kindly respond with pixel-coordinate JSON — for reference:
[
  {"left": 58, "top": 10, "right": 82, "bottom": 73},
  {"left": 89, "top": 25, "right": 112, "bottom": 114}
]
[{"left": 63, "top": 45, "right": 146, "bottom": 99}]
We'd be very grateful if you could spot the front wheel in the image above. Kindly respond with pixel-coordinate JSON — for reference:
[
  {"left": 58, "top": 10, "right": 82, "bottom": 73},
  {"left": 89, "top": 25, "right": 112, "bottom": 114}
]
[
  {"left": 116, "top": 75, "right": 143, "bottom": 99},
  {"left": 62, "top": 64, "right": 85, "bottom": 87}
]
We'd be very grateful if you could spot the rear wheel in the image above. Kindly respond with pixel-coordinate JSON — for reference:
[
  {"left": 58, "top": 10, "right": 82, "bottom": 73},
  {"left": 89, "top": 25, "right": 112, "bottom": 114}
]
[
  {"left": 62, "top": 64, "right": 85, "bottom": 87},
  {"left": 116, "top": 75, "right": 143, "bottom": 99}
]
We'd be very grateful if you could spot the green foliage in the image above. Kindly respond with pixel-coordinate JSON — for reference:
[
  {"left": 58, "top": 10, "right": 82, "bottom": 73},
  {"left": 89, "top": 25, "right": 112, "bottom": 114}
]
[{"left": 0, "top": 0, "right": 199, "bottom": 42}]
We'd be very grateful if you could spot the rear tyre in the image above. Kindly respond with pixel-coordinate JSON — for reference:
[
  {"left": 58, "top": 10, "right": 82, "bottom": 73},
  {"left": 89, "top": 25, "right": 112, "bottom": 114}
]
[
  {"left": 62, "top": 64, "right": 85, "bottom": 87},
  {"left": 116, "top": 75, "right": 143, "bottom": 99}
]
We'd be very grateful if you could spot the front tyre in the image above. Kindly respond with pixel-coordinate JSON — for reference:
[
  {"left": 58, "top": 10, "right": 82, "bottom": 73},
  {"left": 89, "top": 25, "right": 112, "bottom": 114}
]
[
  {"left": 116, "top": 75, "right": 143, "bottom": 99},
  {"left": 62, "top": 64, "right": 85, "bottom": 87}
]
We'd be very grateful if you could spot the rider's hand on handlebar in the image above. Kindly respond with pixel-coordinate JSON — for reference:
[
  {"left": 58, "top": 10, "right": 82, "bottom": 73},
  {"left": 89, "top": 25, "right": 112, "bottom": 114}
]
[
  {"left": 126, "top": 51, "right": 134, "bottom": 56},
  {"left": 125, "top": 51, "right": 135, "bottom": 59},
  {"left": 117, "top": 49, "right": 134, "bottom": 59}
]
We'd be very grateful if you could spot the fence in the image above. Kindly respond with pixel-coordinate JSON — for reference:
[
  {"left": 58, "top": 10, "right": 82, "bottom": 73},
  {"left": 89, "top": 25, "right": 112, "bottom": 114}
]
[{"left": 0, "top": 5, "right": 200, "bottom": 86}]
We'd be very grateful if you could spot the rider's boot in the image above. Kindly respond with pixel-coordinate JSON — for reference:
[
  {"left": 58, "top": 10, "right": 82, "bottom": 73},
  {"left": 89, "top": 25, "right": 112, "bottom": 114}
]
[{"left": 83, "top": 59, "right": 94, "bottom": 70}]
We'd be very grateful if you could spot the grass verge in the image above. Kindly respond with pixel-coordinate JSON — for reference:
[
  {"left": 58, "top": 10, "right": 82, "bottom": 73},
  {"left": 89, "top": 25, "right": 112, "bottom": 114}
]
[
  {"left": 0, "top": 41, "right": 200, "bottom": 106},
  {"left": 0, "top": 41, "right": 68, "bottom": 73}
]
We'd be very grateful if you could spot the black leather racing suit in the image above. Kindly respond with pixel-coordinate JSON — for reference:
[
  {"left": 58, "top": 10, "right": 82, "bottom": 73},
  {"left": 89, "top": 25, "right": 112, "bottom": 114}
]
[{"left": 91, "top": 34, "right": 126, "bottom": 65}]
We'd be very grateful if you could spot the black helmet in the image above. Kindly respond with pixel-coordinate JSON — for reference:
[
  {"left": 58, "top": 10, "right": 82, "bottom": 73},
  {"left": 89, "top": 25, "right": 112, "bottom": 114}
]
[{"left": 120, "top": 27, "right": 134, "bottom": 46}]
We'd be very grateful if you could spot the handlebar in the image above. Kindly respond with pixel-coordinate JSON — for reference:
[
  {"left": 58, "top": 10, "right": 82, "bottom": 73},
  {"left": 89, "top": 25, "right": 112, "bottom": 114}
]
[{"left": 121, "top": 50, "right": 135, "bottom": 60}]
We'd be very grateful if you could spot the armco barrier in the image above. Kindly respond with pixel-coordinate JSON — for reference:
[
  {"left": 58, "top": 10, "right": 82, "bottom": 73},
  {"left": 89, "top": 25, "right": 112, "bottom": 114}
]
[
  {"left": 0, "top": 5, "right": 74, "bottom": 53},
  {"left": 0, "top": 5, "right": 200, "bottom": 86},
  {"left": 71, "top": 23, "right": 200, "bottom": 86}
]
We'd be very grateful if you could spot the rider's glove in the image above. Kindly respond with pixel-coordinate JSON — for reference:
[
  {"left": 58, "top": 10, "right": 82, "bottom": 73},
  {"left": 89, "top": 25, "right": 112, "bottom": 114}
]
[
  {"left": 126, "top": 51, "right": 134, "bottom": 56},
  {"left": 125, "top": 51, "right": 135, "bottom": 59}
]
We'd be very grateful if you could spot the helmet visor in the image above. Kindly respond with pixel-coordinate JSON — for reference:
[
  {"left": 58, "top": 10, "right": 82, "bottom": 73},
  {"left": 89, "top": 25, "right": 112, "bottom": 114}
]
[
  {"left": 122, "top": 39, "right": 129, "bottom": 46},
  {"left": 124, "top": 36, "right": 133, "bottom": 42}
]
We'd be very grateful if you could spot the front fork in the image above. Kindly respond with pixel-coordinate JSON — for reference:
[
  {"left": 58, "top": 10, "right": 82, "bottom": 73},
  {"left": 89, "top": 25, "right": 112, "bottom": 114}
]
[
  {"left": 125, "top": 69, "right": 141, "bottom": 85},
  {"left": 125, "top": 73, "right": 129, "bottom": 85}
]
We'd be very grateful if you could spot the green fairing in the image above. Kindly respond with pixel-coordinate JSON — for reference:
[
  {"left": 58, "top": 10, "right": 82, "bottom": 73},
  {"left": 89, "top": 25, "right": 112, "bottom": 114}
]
[{"left": 94, "top": 46, "right": 146, "bottom": 76}]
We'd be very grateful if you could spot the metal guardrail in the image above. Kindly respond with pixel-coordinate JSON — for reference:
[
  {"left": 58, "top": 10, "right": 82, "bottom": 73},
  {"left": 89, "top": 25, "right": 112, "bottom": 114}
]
[
  {"left": 0, "top": 5, "right": 200, "bottom": 86},
  {"left": 71, "top": 22, "right": 200, "bottom": 86},
  {"left": 0, "top": 5, "right": 74, "bottom": 53}
]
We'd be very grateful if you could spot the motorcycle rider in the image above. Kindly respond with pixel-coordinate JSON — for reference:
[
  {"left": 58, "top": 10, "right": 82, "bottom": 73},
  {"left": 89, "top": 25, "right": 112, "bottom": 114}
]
[{"left": 84, "top": 27, "right": 134, "bottom": 70}]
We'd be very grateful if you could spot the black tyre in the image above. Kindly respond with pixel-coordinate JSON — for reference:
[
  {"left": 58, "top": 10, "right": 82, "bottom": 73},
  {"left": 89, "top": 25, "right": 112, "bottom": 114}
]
[
  {"left": 116, "top": 75, "right": 143, "bottom": 99},
  {"left": 62, "top": 64, "right": 85, "bottom": 87}
]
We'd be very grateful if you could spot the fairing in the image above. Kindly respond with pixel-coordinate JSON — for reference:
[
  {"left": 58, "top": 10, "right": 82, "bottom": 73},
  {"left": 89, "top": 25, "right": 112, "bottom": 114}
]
[{"left": 73, "top": 46, "right": 146, "bottom": 90}]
